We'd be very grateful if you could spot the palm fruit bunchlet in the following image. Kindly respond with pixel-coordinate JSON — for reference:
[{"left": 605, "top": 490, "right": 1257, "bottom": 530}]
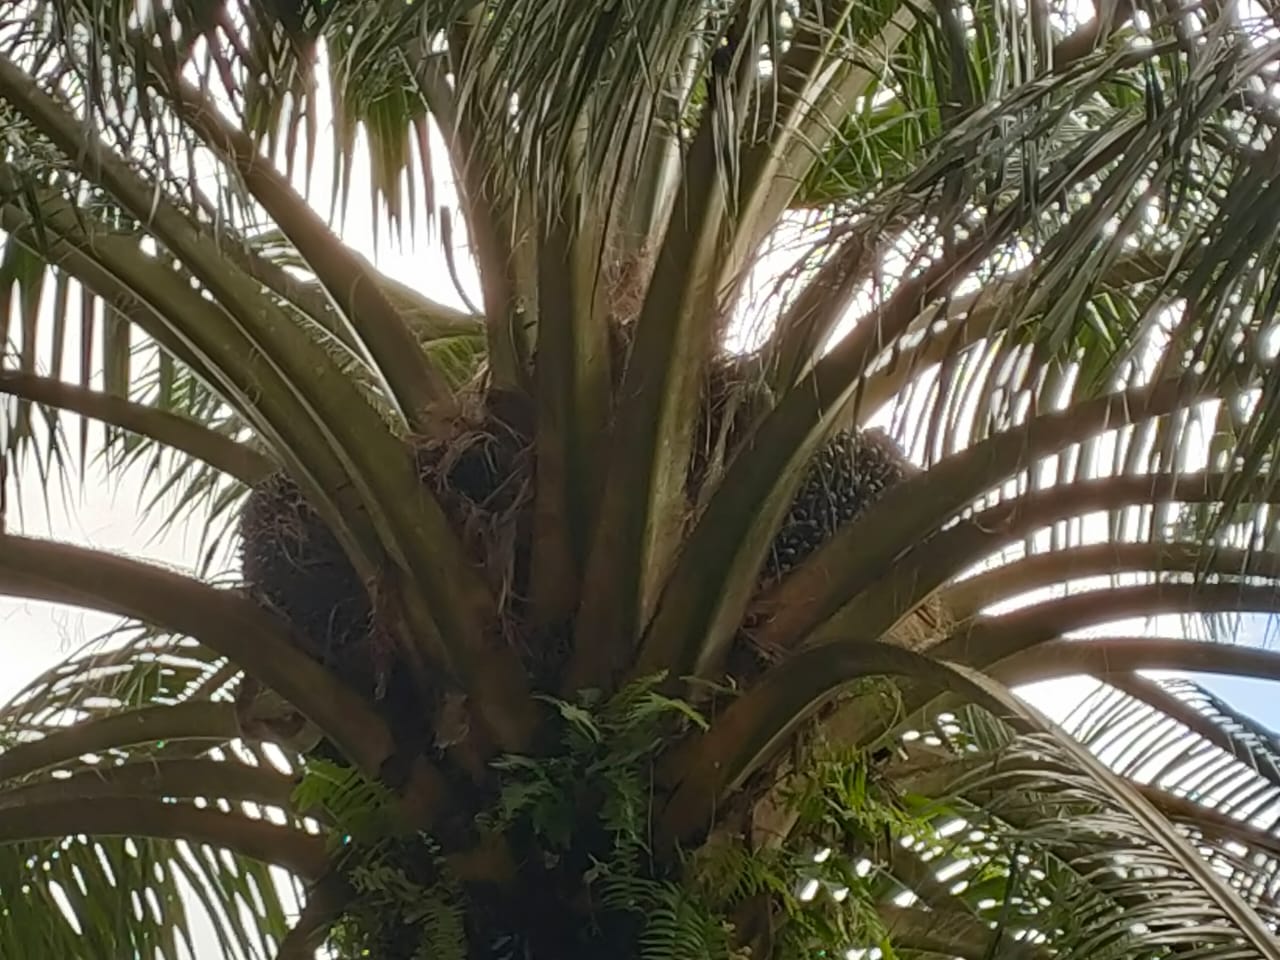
[{"left": 765, "top": 428, "right": 915, "bottom": 579}]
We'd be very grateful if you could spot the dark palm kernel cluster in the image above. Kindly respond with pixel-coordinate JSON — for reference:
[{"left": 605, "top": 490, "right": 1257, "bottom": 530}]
[
  {"left": 765, "top": 428, "right": 914, "bottom": 579},
  {"left": 238, "top": 415, "right": 529, "bottom": 710},
  {"left": 238, "top": 473, "right": 372, "bottom": 678}
]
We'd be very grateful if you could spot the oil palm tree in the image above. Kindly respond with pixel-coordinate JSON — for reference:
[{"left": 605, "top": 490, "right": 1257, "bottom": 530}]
[{"left": 3, "top": 0, "right": 1280, "bottom": 956}]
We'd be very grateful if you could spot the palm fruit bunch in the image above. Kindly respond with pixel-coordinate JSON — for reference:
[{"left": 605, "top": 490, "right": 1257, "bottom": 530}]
[
  {"left": 238, "top": 472, "right": 373, "bottom": 683},
  {"left": 238, "top": 407, "right": 530, "bottom": 732},
  {"left": 764, "top": 428, "right": 916, "bottom": 579}
]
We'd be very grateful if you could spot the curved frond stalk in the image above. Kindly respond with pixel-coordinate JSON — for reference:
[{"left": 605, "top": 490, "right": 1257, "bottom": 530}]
[
  {"left": 0, "top": 62, "right": 488, "bottom": 635},
  {"left": 818, "top": 636, "right": 1280, "bottom": 794},
  {"left": 0, "top": 534, "right": 396, "bottom": 779},
  {"left": 415, "top": 56, "right": 527, "bottom": 388},
  {"left": 9, "top": 0, "right": 1280, "bottom": 954},
  {"left": 1103, "top": 674, "right": 1280, "bottom": 802},
  {"left": 938, "top": 542, "right": 1280, "bottom": 622},
  {"left": 930, "top": 668, "right": 1280, "bottom": 959},
  {"left": 885, "top": 706, "right": 1280, "bottom": 959},
  {"left": 527, "top": 205, "right": 613, "bottom": 623},
  {"left": 0, "top": 758, "right": 298, "bottom": 812},
  {"left": 0, "top": 797, "right": 328, "bottom": 880},
  {"left": 338, "top": 270, "right": 485, "bottom": 342},
  {"left": 728, "top": 1, "right": 917, "bottom": 284},
  {"left": 0, "top": 237, "right": 259, "bottom": 558},
  {"left": 854, "top": 249, "right": 1176, "bottom": 420},
  {"left": 0, "top": 174, "right": 394, "bottom": 587},
  {"left": 995, "top": 637, "right": 1280, "bottom": 687},
  {"left": 0, "top": 371, "right": 274, "bottom": 484},
  {"left": 936, "top": 582, "right": 1280, "bottom": 668},
  {"left": 273, "top": 872, "right": 352, "bottom": 960},
  {"left": 0, "top": 536, "right": 463, "bottom": 837},
  {"left": 1031, "top": 680, "right": 1280, "bottom": 919},
  {"left": 0, "top": 700, "right": 237, "bottom": 783},
  {"left": 664, "top": 648, "right": 1280, "bottom": 959},
  {"left": 764, "top": 228, "right": 880, "bottom": 394},
  {"left": 0, "top": 219, "right": 215, "bottom": 384},
  {"left": 1063, "top": 678, "right": 1280, "bottom": 838},
  {"left": 0, "top": 621, "right": 314, "bottom": 956}
]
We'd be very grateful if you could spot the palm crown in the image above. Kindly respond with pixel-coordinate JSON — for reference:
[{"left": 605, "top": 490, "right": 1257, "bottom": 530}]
[{"left": 3, "top": 0, "right": 1280, "bottom": 957}]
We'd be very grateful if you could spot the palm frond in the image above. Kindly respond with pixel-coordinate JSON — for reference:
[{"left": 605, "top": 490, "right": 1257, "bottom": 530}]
[
  {"left": 882, "top": 705, "right": 1280, "bottom": 960},
  {"left": 0, "top": 621, "right": 309, "bottom": 960},
  {"left": 1068, "top": 678, "right": 1280, "bottom": 825},
  {"left": 755, "top": 672, "right": 1280, "bottom": 960}
]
